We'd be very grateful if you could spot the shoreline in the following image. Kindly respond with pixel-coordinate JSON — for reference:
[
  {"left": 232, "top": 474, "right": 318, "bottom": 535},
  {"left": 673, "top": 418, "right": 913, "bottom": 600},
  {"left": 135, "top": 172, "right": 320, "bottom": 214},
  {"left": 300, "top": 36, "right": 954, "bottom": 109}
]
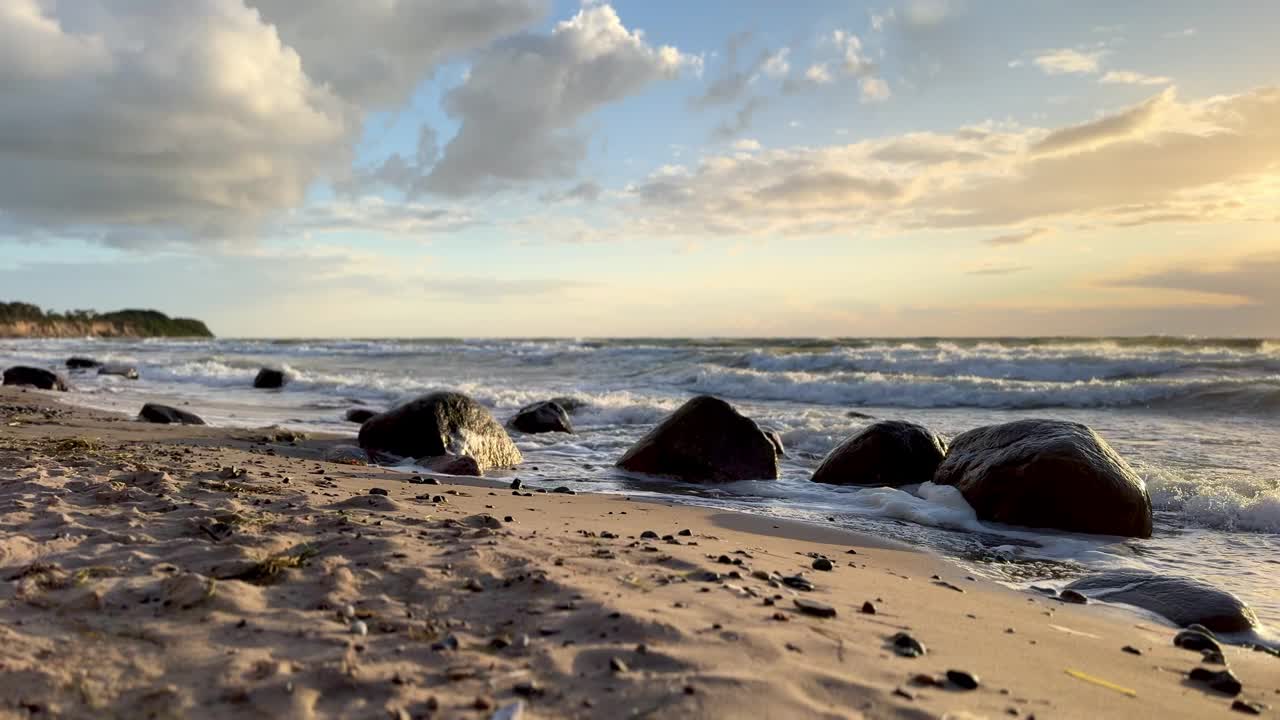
[{"left": 1, "top": 386, "right": 1276, "bottom": 718}]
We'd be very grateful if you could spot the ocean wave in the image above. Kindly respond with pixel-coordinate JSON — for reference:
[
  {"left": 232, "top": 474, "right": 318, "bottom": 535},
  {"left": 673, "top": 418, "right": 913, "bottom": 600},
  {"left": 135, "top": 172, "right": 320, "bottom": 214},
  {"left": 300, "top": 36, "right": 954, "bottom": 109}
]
[
  {"left": 1144, "top": 467, "right": 1280, "bottom": 534},
  {"left": 672, "top": 365, "right": 1280, "bottom": 413}
]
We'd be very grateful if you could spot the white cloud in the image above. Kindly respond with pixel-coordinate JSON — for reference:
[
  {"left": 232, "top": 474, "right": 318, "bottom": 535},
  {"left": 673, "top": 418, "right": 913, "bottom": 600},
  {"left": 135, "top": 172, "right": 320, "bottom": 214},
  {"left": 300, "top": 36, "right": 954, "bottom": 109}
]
[
  {"left": 985, "top": 227, "right": 1052, "bottom": 246},
  {"left": 421, "top": 4, "right": 695, "bottom": 195},
  {"left": 761, "top": 48, "right": 791, "bottom": 79},
  {"left": 804, "top": 63, "right": 834, "bottom": 84},
  {"left": 617, "top": 87, "right": 1280, "bottom": 237},
  {"left": 732, "top": 139, "right": 763, "bottom": 152},
  {"left": 860, "top": 76, "right": 892, "bottom": 103},
  {"left": 1034, "top": 48, "right": 1107, "bottom": 75},
  {"left": 903, "top": 0, "right": 955, "bottom": 27},
  {"left": 1100, "top": 70, "right": 1173, "bottom": 86},
  {"left": 831, "top": 30, "right": 874, "bottom": 76},
  {"left": 1163, "top": 28, "right": 1197, "bottom": 39}
]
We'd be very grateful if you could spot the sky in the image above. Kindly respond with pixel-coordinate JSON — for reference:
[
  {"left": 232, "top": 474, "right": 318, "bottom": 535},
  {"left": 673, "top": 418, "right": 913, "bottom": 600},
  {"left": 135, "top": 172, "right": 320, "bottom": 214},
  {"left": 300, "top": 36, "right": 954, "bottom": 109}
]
[{"left": 1, "top": 0, "right": 1277, "bottom": 338}]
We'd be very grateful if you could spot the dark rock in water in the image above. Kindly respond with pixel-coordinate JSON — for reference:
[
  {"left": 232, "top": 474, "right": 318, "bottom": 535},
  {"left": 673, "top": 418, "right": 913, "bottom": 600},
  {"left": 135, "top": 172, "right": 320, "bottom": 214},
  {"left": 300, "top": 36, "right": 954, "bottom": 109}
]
[
  {"left": 138, "top": 403, "right": 205, "bottom": 425},
  {"left": 344, "top": 408, "right": 377, "bottom": 424},
  {"left": 66, "top": 357, "right": 100, "bottom": 369},
  {"left": 97, "top": 364, "right": 139, "bottom": 380},
  {"left": 1231, "top": 700, "right": 1264, "bottom": 715},
  {"left": 2, "top": 366, "right": 67, "bottom": 391},
  {"left": 616, "top": 395, "right": 778, "bottom": 483},
  {"left": 418, "top": 454, "right": 483, "bottom": 477},
  {"left": 510, "top": 478, "right": 522, "bottom": 490},
  {"left": 253, "top": 368, "right": 287, "bottom": 389},
  {"left": 1058, "top": 589, "right": 1088, "bottom": 604},
  {"left": 1066, "top": 571, "right": 1258, "bottom": 633},
  {"left": 846, "top": 410, "right": 876, "bottom": 419},
  {"left": 1188, "top": 667, "right": 1242, "bottom": 696},
  {"left": 764, "top": 430, "right": 786, "bottom": 458},
  {"left": 794, "top": 598, "right": 837, "bottom": 618},
  {"left": 358, "top": 391, "right": 522, "bottom": 471},
  {"left": 508, "top": 401, "right": 573, "bottom": 434},
  {"left": 932, "top": 419, "right": 1153, "bottom": 537},
  {"left": 946, "top": 670, "right": 979, "bottom": 690},
  {"left": 324, "top": 445, "right": 369, "bottom": 466},
  {"left": 1174, "top": 629, "right": 1223, "bottom": 654},
  {"left": 812, "top": 421, "right": 947, "bottom": 487},
  {"left": 891, "top": 632, "right": 926, "bottom": 658}
]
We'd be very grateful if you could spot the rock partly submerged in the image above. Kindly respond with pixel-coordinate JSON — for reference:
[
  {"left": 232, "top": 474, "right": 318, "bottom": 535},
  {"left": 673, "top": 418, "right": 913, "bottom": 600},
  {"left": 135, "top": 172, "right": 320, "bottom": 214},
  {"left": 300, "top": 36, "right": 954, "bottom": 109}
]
[
  {"left": 98, "top": 364, "right": 139, "bottom": 380},
  {"left": 1064, "top": 570, "right": 1258, "bottom": 633},
  {"left": 358, "top": 391, "right": 522, "bottom": 472},
  {"left": 933, "top": 419, "right": 1152, "bottom": 537},
  {"left": 616, "top": 395, "right": 778, "bottom": 483},
  {"left": 138, "top": 403, "right": 206, "bottom": 425},
  {"left": 2, "top": 366, "right": 68, "bottom": 391},
  {"left": 344, "top": 407, "right": 378, "bottom": 424},
  {"left": 418, "top": 454, "right": 483, "bottom": 477},
  {"left": 253, "top": 368, "right": 287, "bottom": 389},
  {"left": 66, "top": 357, "right": 100, "bottom": 370},
  {"left": 811, "top": 420, "right": 946, "bottom": 487},
  {"left": 508, "top": 401, "right": 574, "bottom": 434}
]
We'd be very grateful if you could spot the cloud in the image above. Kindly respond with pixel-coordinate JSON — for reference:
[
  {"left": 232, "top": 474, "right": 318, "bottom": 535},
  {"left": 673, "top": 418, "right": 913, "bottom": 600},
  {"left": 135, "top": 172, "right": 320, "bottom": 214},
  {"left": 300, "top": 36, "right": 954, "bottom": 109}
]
[
  {"left": 1032, "top": 88, "right": 1175, "bottom": 155},
  {"left": 732, "top": 139, "right": 763, "bottom": 152},
  {"left": 1163, "top": 28, "right": 1197, "bottom": 39},
  {"left": 860, "top": 77, "right": 892, "bottom": 103},
  {"left": 712, "top": 97, "right": 768, "bottom": 140},
  {"left": 784, "top": 30, "right": 889, "bottom": 99},
  {"left": 803, "top": 64, "right": 834, "bottom": 84},
  {"left": 1033, "top": 48, "right": 1106, "bottom": 75},
  {"left": 0, "top": 0, "right": 546, "bottom": 247},
  {"left": 422, "top": 4, "right": 693, "bottom": 195},
  {"left": 761, "top": 48, "right": 791, "bottom": 79},
  {"left": 966, "top": 264, "right": 1031, "bottom": 276},
  {"left": 903, "top": 0, "right": 956, "bottom": 27},
  {"left": 619, "top": 86, "right": 1280, "bottom": 238},
  {"left": 1100, "top": 70, "right": 1172, "bottom": 86},
  {"left": 985, "top": 227, "right": 1051, "bottom": 246},
  {"left": 1098, "top": 251, "right": 1280, "bottom": 309},
  {"left": 249, "top": 0, "right": 544, "bottom": 109}
]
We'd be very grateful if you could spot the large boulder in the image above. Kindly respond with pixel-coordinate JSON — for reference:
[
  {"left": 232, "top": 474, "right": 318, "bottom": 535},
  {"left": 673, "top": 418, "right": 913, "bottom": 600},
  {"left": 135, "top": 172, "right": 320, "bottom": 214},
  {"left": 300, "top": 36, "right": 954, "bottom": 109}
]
[
  {"left": 98, "top": 364, "right": 140, "bottom": 380},
  {"left": 1064, "top": 571, "right": 1258, "bottom": 633},
  {"left": 66, "top": 357, "right": 100, "bottom": 370},
  {"left": 508, "top": 401, "right": 573, "bottom": 434},
  {"left": 253, "top": 368, "right": 287, "bottom": 389},
  {"left": 811, "top": 421, "right": 946, "bottom": 487},
  {"left": 344, "top": 407, "right": 378, "bottom": 424},
  {"left": 139, "top": 403, "right": 206, "bottom": 425},
  {"left": 933, "top": 419, "right": 1152, "bottom": 537},
  {"left": 357, "top": 392, "right": 522, "bottom": 471},
  {"left": 616, "top": 395, "right": 778, "bottom": 483},
  {"left": 2, "top": 366, "right": 67, "bottom": 391}
]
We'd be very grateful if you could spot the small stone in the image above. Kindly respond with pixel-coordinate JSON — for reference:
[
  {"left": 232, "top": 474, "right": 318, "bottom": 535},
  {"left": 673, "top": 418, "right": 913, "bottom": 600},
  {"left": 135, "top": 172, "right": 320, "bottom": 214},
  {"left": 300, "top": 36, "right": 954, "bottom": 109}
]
[
  {"left": 678, "top": 529, "right": 692, "bottom": 536},
  {"left": 640, "top": 531, "right": 659, "bottom": 539},
  {"left": 1175, "top": 628, "right": 1222, "bottom": 654},
  {"left": 860, "top": 601, "right": 876, "bottom": 615},
  {"left": 794, "top": 598, "right": 837, "bottom": 618},
  {"left": 504, "top": 516, "right": 514, "bottom": 522},
  {"left": 1058, "top": 589, "right": 1087, "bottom": 604},
  {"left": 1231, "top": 700, "right": 1264, "bottom": 715},
  {"left": 342, "top": 604, "right": 356, "bottom": 619},
  {"left": 512, "top": 681, "right": 544, "bottom": 698},
  {"left": 1121, "top": 645, "right": 1142, "bottom": 655},
  {"left": 473, "top": 696, "right": 494, "bottom": 711},
  {"left": 891, "top": 632, "right": 926, "bottom": 658},
  {"left": 464, "top": 578, "right": 484, "bottom": 592},
  {"left": 782, "top": 576, "right": 815, "bottom": 592},
  {"left": 812, "top": 557, "right": 834, "bottom": 572},
  {"left": 368, "top": 487, "right": 389, "bottom": 496},
  {"left": 609, "top": 657, "right": 629, "bottom": 673},
  {"left": 1188, "top": 667, "right": 1242, "bottom": 696},
  {"left": 349, "top": 620, "right": 368, "bottom": 636},
  {"left": 772, "top": 612, "right": 789, "bottom": 622},
  {"left": 909, "top": 673, "right": 942, "bottom": 687},
  {"left": 509, "top": 478, "right": 522, "bottom": 490},
  {"left": 489, "top": 635, "right": 512, "bottom": 650},
  {"left": 946, "top": 670, "right": 980, "bottom": 690},
  {"left": 892, "top": 688, "right": 915, "bottom": 701},
  {"left": 1202, "top": 649, "right": 1227, "bottom": 665},
  {"left": 553, "top": 486, "right": 575, "bottom": 495}
]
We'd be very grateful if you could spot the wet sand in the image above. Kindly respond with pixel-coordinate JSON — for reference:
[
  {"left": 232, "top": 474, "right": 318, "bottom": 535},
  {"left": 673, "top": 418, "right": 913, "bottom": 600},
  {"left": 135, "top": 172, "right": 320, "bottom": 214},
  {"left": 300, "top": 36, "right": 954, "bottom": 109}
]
[{"left": 0, "top": 386, "right": 1275, "bottom": 719}]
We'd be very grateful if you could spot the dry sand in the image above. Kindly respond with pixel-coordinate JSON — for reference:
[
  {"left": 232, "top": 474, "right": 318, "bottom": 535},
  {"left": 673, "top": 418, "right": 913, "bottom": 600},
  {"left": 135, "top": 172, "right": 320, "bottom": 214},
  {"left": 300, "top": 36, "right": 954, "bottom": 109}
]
[{"left": 0, "top": 386, "right": 1275, "bottom": 719}]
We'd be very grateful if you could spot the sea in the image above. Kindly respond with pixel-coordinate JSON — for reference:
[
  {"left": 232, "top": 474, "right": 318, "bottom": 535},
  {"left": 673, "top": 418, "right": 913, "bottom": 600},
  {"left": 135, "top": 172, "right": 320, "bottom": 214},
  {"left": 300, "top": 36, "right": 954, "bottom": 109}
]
[{"left": 3, "top": 336, "right": 1278, "bottom": 630}]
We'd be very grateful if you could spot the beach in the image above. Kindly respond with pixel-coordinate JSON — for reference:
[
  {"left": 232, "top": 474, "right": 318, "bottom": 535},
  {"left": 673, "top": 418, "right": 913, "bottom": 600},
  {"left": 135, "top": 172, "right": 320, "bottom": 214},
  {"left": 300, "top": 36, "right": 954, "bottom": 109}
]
[{"left": 1, "top": 386, "right": 1275, "bottom": 719}]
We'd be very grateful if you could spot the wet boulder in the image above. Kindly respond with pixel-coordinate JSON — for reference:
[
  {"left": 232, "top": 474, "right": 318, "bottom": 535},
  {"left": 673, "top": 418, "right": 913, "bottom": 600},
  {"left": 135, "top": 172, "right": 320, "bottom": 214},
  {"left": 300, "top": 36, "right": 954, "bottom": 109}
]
[
  {"left": 765, "top": 430, "right": 786, "bottom": 458},
  {"left": 508, "top": 401, "right": 573, "bottom": 434},
  {"left": 66, "top": 357, "right": 100, "bottom": 370},
  {"left": 138, "top": 403, "right": 206, "bottom": 425},
  {"left": 323, "top": 445, "right": 369, "bottom": 466},
  {"left": 548, "top": 396, "right": 588, "bottom": 414},
  {"left": 811, "top": 420, "right": 946, "bottom": 487},
  {"left": 1064, "top": 571, "right": 1258, "bottom": 633},
  {"left": 344, "top": 407, "right": 378, "bottom": 424},
  {"left": 418, "top": 454, "right": 483, "bottom": 477},
  {"left": 98, "top": 364, "right": 140, "bottom": 380},
  {"left": 253, "top": 368, "right": 287, "bottom": 389},
  {"left": 933, "top": 419, "right": 1152, "bottom": 537},
  {"left": 616, "top": 395, "right": 778, "bottom": 483},
  {"left": 2, "top": 366, "right": 67, "bottom": 391},
  {"left": 357, "top": 391, "right": 522, "bottom": 471}
]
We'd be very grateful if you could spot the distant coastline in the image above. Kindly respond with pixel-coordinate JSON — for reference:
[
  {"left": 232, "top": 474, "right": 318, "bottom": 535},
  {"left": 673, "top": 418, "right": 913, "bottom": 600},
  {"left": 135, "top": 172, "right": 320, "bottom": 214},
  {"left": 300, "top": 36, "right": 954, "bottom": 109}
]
[{"left": 0, "top": 302, "right": 213, "bottom": 338}]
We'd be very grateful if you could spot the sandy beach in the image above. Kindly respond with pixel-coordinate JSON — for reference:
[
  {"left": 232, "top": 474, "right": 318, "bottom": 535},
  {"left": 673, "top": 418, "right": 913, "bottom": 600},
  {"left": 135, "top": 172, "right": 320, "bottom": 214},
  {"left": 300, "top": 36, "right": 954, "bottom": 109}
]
[{"left": 0, "top": 385, "right": 1275, "bottom": 719}]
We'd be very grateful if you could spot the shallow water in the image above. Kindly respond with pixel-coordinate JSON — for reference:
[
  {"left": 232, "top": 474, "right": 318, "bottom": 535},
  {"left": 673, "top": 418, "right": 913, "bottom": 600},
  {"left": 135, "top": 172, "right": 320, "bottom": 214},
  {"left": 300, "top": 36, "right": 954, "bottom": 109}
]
[{"left": 4, "top": 336, "right": 1278, "bottom": 626}]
